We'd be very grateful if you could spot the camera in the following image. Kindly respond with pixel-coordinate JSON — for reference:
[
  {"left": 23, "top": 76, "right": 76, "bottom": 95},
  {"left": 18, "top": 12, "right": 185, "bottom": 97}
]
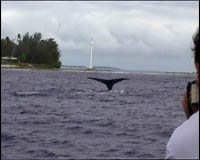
[{"left": 186, "top": 80, "right": 199, "bottom": 116}]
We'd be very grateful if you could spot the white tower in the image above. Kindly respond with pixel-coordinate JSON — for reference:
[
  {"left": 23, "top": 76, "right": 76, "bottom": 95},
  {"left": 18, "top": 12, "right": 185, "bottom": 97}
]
[{"left": 89, "top": 38, "right": 94, "bottom": 69}]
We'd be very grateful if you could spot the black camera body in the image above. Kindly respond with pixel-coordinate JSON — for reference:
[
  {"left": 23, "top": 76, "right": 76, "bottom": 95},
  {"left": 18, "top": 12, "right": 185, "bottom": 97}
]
[{"left": 187, "top": 80, "right": 199, "bottom": 116}]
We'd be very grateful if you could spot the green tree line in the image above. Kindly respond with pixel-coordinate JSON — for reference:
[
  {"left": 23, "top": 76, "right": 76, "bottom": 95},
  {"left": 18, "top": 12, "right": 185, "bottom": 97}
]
[{"left": 1, "top": 32, "right": 61, "bottom": 68}]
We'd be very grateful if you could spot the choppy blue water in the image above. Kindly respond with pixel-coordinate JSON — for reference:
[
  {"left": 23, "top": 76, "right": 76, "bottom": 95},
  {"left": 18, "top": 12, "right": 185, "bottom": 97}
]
[{"left": 1, "top": 68, "right": 196, "bottom": 159}]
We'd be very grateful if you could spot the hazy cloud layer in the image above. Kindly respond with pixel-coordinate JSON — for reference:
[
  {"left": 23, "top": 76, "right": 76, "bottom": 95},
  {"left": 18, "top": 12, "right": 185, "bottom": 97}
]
[{"left": 1, "top": 1, "right": 199, "bottom": 72}]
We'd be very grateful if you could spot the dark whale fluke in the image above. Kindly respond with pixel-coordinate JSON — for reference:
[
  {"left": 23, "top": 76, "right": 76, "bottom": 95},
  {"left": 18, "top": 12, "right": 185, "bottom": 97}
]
[{"left": 87, "top": 77, "right": 129, "bottom": 90}]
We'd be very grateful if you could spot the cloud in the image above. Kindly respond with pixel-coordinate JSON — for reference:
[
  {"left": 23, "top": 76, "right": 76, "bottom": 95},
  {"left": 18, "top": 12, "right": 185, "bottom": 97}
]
[{"left": 1, "top": 1, "right": 199, "bottom": 72}]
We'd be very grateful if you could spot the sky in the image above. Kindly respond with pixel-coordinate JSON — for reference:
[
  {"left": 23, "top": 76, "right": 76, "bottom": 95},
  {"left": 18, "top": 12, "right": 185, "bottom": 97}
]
[{"left": 1, "top": 1, "right": 199, "bottom": 72}]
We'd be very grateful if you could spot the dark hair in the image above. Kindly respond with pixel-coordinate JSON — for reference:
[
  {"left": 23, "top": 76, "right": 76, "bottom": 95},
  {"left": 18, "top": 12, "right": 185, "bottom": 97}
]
[{"left": 192, "top": 28, "right": 199, "bottom": 64}]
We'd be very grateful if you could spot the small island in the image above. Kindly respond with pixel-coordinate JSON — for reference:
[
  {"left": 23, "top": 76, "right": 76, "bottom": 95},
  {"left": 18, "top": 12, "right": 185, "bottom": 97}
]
[{"left": 1, "top": 32, "right": 61, "bottom": 69}]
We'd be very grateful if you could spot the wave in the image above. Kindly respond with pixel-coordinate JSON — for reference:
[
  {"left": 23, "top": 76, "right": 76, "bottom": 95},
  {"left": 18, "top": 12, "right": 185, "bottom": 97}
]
[
  {"left": 14, "top": 91, "right": 47, "bottom": 96},
  {"left": 27, "top": 149, "right": 58, "bottom": 158},
  {"left": 1, "top": 132, "right": 16, "bottom": 141}
]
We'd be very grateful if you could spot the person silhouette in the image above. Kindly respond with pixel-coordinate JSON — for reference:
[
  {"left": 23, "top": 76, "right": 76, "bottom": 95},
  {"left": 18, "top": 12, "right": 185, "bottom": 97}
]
[{"left": 165, "top": 28, "right": 199, "bottom": 159}]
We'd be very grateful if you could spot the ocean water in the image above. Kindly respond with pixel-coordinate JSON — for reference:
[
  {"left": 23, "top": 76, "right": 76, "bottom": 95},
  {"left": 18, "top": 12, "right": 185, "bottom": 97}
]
[{"left": 1, "top": 68, "right": 196, "bottom": 159}]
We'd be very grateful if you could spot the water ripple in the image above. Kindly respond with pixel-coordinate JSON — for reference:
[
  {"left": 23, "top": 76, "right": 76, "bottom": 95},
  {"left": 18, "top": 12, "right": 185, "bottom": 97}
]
[{"left": 1, "top": 133, "right": 15, "bottom": 141}]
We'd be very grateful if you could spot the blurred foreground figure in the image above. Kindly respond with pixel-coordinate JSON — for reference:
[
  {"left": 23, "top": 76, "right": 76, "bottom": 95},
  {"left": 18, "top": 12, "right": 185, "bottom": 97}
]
[{"left": 165, "top": 28, "right": 199, "bottom": 159}]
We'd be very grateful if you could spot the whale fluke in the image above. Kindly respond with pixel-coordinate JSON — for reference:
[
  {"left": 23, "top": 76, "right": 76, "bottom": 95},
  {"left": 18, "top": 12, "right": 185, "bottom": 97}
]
[{"left": 87, "top": 77, "right": 129, "bottom": 90}]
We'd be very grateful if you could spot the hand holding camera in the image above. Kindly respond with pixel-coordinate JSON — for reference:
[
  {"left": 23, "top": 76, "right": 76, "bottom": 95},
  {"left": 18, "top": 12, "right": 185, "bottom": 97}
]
[{"left": 186, "top": 80, "right": 199, "bottom": 117}]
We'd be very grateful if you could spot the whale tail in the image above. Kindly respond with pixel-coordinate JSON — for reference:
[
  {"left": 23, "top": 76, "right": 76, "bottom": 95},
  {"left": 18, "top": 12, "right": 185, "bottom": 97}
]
[{"left": 87, "top": 77, "right": 129, "bottom": 90}]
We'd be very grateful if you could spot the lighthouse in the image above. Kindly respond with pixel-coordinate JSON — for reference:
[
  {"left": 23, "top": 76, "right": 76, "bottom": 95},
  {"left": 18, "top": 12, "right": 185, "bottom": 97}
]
[{"left": 89, "top": 38, "right": 94, "bottom": 69}]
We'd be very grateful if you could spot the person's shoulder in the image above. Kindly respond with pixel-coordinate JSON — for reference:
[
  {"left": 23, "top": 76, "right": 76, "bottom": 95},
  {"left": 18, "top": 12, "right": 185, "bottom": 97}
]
[
  {"left": 165, "top": 111, "right": 199, "bottom": 159},
  {"left": 172, "top": 111, "right": 199, "bottom": 141},
  {"left": 176, "top": 111, "right": 199, "bottom": 132}
]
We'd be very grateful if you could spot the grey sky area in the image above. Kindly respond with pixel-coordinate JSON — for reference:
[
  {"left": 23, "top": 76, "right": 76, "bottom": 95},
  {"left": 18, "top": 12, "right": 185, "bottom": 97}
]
[{"left": 1, "top": 1, "right": 199, "bottom": 72}]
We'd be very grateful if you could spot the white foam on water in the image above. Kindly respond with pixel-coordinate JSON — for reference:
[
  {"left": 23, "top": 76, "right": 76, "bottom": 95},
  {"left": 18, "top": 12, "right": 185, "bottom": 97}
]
[
  {"left": 77, "top": 92, "right": 82, "bottom": 94},
  {"left": 99, "top": 91, "right": 107, "bottom": 95},
  {"left": 15, "top": 92, "right": 41, "bottom": 96},
  {"left": 120, "top": 90, "right": 125, "bottom": 94}
]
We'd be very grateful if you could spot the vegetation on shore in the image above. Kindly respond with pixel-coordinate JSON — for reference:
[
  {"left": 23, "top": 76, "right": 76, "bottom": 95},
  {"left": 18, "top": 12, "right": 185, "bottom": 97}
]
[{"left": 1, "top": 32, "right": 61, "bottom": 68}]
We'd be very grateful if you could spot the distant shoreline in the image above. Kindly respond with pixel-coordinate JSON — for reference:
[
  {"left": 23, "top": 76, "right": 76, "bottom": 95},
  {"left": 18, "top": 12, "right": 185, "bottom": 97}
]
[{"left": 1, "top": 64, "right": 196, "bottom": 76}]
